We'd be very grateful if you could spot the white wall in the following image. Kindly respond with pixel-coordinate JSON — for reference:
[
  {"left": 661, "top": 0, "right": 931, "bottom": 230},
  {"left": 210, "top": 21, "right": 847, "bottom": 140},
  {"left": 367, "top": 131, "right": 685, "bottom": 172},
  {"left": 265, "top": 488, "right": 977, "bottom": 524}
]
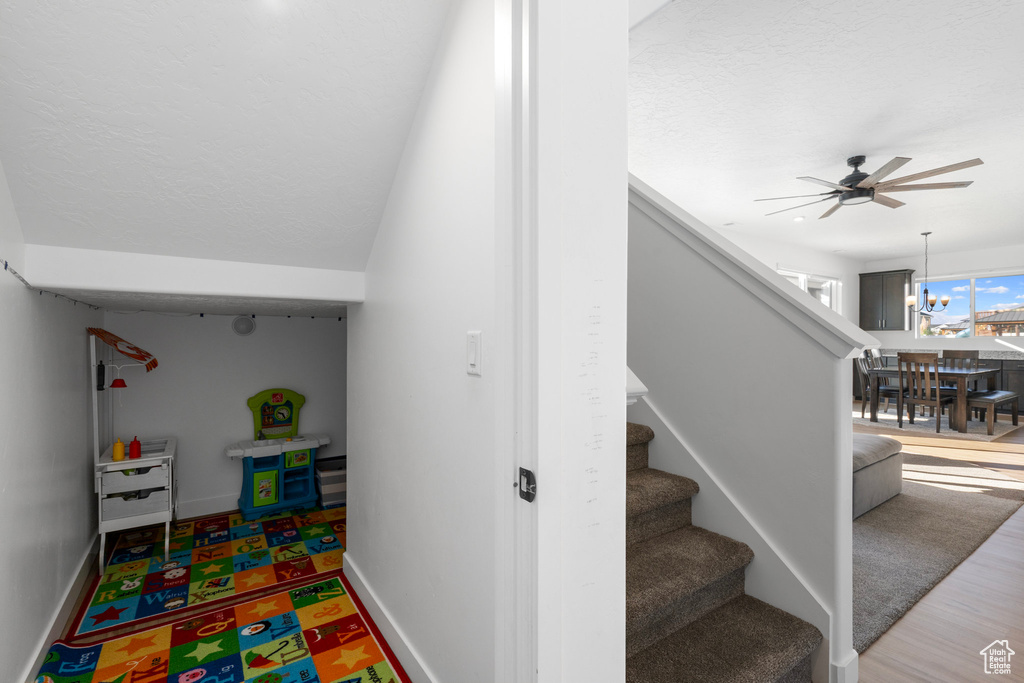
[
  {"left": 347, "top": 0, "right": 628, "bottom": 677},
  {"left": 344, "top": 0, "right": 499, "bottom": 680},
  {"left": 1, "top": 170, "right": 102, "bottom": 679},
  {"left": 0, "top": 160, "right": 24, "bottom": 272},
  {"left": 104, "top": 312, "right": 347, "bottom": 518},
  {"left": 721, "top": 228, "right": 866, "bottom": 327},
  {"left": 534, "top": 3, "right": 628, "bottom": 682},
  {"left": 865, "top": 242, "right": 1024, "bottom": 351},
  {"left": 25, "top": 245, "right": 365, "bottom": 307}
]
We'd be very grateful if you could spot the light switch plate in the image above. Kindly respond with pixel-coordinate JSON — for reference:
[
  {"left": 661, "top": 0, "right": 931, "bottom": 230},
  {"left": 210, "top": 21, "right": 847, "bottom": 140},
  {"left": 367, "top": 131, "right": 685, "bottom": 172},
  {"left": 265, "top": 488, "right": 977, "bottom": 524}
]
[{"left": 467, "top": 331, "right": 482, "bottom": 376}]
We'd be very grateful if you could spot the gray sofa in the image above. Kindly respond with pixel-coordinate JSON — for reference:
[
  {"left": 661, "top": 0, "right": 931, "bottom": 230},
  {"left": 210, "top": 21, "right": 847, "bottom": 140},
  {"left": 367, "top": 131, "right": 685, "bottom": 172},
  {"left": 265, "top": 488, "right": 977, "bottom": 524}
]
[{"left": 852, "top": 433, "right": 903, "bottom": 519}]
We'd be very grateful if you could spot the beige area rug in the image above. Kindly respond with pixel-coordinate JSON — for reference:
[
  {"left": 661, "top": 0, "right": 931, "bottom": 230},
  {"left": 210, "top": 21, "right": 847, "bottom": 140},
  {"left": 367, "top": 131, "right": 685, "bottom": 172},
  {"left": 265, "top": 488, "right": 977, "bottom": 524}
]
[
  {"left": 853, "top": 452, "right": 1024, "bottom": 653},
  {"left": 851, "top": 407, "right": 1021, "bottom": 442}
]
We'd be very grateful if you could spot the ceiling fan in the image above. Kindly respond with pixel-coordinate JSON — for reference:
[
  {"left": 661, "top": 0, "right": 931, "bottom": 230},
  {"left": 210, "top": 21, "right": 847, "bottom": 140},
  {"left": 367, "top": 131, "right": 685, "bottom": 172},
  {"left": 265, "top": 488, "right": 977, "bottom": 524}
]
[{"left": 756, "top": 155, "right": 983, "bottom": 219}]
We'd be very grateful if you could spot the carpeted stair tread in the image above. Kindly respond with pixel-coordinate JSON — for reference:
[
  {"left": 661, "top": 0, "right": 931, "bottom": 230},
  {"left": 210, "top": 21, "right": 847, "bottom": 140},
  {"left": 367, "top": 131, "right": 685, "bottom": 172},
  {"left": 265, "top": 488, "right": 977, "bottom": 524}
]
[
  {"left": 626, "top": 423, "right": 656, "bottom": 471},
  {"left": 626, "top": 594, "right": 822, "bottom": 683},
  {"left": 627, "top": 422, "right": 655, "bottom": 447},
  {"left": 626, "top": 526, "right": 754, "bottom": 637},
  {"left": 627, "top": 468, "right": 699, "bottom": 518}
]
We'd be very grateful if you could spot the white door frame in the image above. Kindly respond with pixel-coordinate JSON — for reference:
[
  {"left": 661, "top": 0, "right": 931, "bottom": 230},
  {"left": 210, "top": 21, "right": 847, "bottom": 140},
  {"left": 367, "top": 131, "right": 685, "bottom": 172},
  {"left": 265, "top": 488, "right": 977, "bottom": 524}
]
[{"left": 495, "top": 0, "right": 539, "bottom": 679}]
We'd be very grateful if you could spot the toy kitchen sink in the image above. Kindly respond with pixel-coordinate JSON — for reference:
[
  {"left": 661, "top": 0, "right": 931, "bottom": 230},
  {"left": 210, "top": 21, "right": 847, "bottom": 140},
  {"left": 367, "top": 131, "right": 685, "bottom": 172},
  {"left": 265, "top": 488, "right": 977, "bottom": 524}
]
[{"left": 225, "top": 388, "right": 331, "bottom": 520}]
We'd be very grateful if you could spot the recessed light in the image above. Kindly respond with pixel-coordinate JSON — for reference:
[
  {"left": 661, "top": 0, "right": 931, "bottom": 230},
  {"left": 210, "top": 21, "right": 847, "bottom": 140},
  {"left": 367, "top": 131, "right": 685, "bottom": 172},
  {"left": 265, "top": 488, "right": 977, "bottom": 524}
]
[{"left": 794, "top": 216, "right": 805, "bottom": 222}]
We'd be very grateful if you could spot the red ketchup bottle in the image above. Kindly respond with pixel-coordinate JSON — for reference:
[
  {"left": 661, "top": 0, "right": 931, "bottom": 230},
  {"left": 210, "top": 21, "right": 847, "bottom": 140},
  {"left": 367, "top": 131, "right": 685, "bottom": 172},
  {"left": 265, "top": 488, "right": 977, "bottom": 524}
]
[{"left": 129, "top": 436, "right": 142, "bottom": 459}]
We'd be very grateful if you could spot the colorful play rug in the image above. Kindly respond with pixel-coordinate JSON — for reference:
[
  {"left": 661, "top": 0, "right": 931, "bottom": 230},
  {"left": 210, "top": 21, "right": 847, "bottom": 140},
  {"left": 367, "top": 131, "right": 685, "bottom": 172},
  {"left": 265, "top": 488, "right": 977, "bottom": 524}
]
[
  {"left": 69, "top": 507, "right": 347, "bottom": 641},
  {"left": 37, "top": 572, "right": 407, "bottom": 683}
]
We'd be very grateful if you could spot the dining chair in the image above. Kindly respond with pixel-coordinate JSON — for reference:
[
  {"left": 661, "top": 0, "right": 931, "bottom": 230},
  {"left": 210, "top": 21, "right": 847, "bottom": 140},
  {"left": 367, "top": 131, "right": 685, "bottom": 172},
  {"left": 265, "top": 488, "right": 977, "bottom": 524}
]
[
  {"left": 940, "top": 349, "right": 982, "bottom": 420},
  {"left": 940, "top": 349, "right": 980, "bottom": 370},
  {"left": 897, "top": 352, "right": 956, "bottom": 432},
  {"left": 855, "top": 357, "right": 898, "bottom": 418},
  {"left": 864, "top": 349, "right": 902, "bottom": 411}
]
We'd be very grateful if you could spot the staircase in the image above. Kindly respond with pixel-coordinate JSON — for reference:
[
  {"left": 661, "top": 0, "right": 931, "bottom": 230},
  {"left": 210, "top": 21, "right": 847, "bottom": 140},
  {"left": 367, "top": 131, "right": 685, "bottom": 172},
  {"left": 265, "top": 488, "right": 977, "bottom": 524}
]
[{"left": 626, "top": 422, "right": 822, "bottom": 682}]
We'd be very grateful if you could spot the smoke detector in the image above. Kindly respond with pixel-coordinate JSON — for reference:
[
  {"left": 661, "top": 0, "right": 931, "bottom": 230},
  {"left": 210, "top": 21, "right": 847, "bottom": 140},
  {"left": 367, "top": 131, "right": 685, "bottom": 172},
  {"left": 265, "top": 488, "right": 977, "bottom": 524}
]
[{"left": 232, "top": 316, "right": 256, "bottom": 336}]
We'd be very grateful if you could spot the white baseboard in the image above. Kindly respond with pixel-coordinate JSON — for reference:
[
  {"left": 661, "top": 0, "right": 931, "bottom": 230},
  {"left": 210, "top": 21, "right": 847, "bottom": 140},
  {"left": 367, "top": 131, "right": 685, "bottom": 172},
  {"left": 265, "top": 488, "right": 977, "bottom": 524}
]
[
  {"left": 176, "top": 493, "right": 238, "bottom": 520},
  {"left": 20, "top": 535, "right": 99, "bottom": 683},
  {"left": 830, "top": 648, "right": 859, "bottom": 683},
  {"left": 344, "top": 553, "right": 436, "bottom": 683}
]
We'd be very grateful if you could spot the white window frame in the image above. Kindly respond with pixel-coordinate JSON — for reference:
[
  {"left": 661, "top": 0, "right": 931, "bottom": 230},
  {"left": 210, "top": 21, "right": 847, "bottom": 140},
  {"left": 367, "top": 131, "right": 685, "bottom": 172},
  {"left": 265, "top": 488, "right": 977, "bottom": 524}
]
[
  {"left": 777, "top": 268, "right": 842, "bottom": 315},
  {"left": 912, "top": 268, "right": 1024, "bottom": 338}
]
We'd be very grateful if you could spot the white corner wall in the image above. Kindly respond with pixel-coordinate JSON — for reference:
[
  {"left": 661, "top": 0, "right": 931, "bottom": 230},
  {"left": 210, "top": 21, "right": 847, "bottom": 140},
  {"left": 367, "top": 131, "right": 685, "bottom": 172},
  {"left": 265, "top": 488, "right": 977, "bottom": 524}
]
[
  {"left": 344, "top": 0, "right": 499, "bottom": 680},
  {"left": 534, "top": 3, "right": 628, "bottom": 682},
  {"left": 103, "top": 312, "right": 347, "bottom": 518},
  {"left": 0, "top": 268, "right": 102, "bottom": 679},
  {"left": 346, "top": 0, "right": 627, "bottom": 678}
]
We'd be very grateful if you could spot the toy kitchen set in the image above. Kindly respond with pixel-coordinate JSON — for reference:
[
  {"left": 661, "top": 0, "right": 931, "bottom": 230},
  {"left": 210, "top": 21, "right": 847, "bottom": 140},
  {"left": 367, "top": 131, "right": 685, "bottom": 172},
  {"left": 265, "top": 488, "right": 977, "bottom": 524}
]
[
  {"left": 225, "top": 388, "right": 330, "bottom": 520},
  {"left": 89, "top": 328, "right": 176, "bottom": 574}
]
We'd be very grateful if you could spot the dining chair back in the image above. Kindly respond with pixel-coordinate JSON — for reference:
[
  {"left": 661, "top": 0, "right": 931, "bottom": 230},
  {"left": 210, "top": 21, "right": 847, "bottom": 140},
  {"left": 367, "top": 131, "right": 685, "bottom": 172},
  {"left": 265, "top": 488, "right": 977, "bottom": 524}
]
[
  {"left": 856, "top": 356, "right": 898, "bottom": 418},
  {"left": 940, "top": 349, "right": 979, "bottom": 371},
  {"left": 897, "top": 352, "right": 955, "bottom": 432},
  {"left": 940, "top": 350, "right": 982, "bottom": 417},
  {"left": 864, "top": 349, "right": 898, "bottom": 397}
]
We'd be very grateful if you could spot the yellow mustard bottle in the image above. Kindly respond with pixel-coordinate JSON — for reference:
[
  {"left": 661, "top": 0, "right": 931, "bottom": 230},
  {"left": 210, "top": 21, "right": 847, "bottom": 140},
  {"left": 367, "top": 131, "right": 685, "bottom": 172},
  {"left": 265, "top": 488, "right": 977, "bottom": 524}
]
[{"left": 112, "top": 438, "right": 125, "bottom": 461}]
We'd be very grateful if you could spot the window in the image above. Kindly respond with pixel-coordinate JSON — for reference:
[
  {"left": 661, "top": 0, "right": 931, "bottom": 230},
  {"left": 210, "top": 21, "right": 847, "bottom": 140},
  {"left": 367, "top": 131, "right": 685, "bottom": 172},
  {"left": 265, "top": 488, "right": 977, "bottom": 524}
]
[
  {"left": 975, "top": 274, "right": 1024, "bottom": 337},
  {"left": 913, "top": 272, "right": 1024, "bottom": 338},
  {"left": 778, "top": 269, "right": 841, "bottom": 314},
  {"left": 917, "top": 278, "right": 969, "bottom": 337}
]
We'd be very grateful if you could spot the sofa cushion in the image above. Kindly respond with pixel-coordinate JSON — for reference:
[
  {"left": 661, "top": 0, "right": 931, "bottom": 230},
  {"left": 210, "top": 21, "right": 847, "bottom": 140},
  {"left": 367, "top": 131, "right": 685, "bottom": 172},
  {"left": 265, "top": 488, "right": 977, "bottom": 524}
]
[{"left": 852, "top": 434, "right": 902, "bottom": 472}]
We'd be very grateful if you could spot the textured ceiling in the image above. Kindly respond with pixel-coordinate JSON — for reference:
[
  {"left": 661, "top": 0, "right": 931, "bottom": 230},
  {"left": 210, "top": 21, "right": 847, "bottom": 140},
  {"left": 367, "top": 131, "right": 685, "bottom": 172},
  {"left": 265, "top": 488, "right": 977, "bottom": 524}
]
[
  {"left": 630, "top": 0, "right": 1024, "bottom": 261},
  {"left": 0, "top": 0, "right": 451, "bottom": 272}
]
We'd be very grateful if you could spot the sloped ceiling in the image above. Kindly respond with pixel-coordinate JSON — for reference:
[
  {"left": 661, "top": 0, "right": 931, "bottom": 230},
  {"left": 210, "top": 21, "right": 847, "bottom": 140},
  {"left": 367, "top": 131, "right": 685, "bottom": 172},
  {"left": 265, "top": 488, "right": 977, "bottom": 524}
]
[
  {"left": 630, "top": 0, "right": 1024, "bottom": 261},
  {"left": 0, "top": 0, "right": 451, "bottom": 273}
]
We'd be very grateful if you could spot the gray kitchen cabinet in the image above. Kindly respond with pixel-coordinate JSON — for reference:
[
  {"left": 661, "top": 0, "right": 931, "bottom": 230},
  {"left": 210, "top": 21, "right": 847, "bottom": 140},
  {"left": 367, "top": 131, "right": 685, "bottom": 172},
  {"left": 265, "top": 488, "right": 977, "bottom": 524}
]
[{"left": 859, "top": 270, "right": 914, "bottom": 331}]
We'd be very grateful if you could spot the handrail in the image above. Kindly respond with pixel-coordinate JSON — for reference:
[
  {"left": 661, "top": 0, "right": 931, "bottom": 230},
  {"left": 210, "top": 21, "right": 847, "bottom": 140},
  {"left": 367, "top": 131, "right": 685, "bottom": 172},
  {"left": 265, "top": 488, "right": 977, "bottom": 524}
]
[
  {"left": 626, "top": 366, "right": 648, "bottom": 405},
  {"left": 628, "top": 174, "right": 877, "bottom": 359}
]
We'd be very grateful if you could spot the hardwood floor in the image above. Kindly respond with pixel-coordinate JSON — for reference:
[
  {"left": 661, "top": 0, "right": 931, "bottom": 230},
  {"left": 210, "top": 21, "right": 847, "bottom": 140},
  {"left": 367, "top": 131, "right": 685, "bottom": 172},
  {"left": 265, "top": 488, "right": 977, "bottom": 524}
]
[{"left": 855, "top": 409, "right": 1024, "bottom": 681}]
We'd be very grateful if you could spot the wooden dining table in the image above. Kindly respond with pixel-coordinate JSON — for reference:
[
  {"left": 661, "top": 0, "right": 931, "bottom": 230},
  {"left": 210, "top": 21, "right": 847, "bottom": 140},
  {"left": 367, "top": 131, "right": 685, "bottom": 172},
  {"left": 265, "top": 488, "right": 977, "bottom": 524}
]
[{"left": 865, "top": 365, "right": 999, "bottom": 433}]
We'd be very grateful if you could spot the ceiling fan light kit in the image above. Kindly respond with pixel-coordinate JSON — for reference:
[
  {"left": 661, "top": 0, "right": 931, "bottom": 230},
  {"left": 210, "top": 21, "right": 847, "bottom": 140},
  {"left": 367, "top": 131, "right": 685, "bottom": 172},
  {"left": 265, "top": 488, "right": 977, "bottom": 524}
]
[
  {"left": 756, "top": 155, "right": 983, "bottom": 218},
  {"left": 839, "top": 187, "right": 874, "bottom": 205}
]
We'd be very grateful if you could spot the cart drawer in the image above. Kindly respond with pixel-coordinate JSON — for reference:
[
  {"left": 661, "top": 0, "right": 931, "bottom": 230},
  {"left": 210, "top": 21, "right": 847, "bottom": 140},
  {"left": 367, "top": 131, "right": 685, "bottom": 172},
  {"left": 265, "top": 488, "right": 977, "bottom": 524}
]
[
  {"left": 102, "top": 489, "right": 170, "bottom": 520},
  {"left": 320, "top": 481, "right": 347, "bottom": 495},
  {"left": 317, "top": 469, "right": 346, "bottom": 486},
  {"left": 101, "top": 464, "right": 169, "bottom": 494}
]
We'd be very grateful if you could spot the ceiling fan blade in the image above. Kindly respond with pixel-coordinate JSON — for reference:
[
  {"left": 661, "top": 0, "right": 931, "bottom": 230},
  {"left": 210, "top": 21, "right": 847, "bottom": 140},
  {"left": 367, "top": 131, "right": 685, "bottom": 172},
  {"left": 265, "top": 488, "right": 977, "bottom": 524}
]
[
  {"left": 872, "top": 193, "right": 906, "bottom": 209},
  {"left": 819, "top": 202, "right": 842, "bottom": 219},
  {"left": 764, "top": 195, "right": 836, "bottom": 216},
  {"left": 797, "top": 176, "right": 850, "bottom": 191},
  {"left": 876, "top": 158, "right": 983, "bottom": 187},
  {"left": 877, "top": 181, "right": 974, "bottom": 192},
  {"left": 755, "top": 192, "right": 838, "bottom": 202},
  {"left": 857, "top": 157, "right": 912, "bottom": 188}
]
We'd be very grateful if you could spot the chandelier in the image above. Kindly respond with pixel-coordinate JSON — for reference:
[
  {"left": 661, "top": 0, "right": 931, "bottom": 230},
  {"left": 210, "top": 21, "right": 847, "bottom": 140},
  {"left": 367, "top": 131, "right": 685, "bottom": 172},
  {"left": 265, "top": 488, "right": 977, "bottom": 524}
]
[{"left": 905, "top": 231, "right": 949, "bottom": 313}]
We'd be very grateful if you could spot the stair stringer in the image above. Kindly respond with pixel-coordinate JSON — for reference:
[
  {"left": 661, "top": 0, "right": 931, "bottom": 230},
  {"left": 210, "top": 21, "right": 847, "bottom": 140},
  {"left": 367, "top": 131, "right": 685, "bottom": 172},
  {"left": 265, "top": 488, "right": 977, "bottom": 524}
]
[{"left": 628, "top": 397, "right": 835, "bottom": 683}]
